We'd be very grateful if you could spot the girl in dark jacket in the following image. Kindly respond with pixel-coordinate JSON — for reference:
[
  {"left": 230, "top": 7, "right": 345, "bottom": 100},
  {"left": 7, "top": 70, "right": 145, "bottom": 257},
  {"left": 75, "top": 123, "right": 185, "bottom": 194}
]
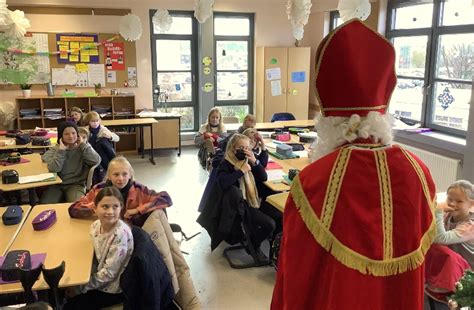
[{"left": 216, "top": 133, "right": 275, "bottom": 259}]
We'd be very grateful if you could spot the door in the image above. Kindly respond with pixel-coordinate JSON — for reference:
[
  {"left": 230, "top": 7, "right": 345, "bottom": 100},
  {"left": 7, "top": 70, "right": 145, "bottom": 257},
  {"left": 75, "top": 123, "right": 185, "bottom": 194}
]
[
  {"left": 287, "top": 47, "right": 310, "bottom": 120},
  {"left": 264, "top": 47, "right": 288, "bottom": 122}
]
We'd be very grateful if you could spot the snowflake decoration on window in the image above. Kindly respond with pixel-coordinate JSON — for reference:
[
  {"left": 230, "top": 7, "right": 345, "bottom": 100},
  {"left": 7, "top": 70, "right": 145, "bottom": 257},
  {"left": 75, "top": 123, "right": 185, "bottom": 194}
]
[{"left": 437, "top": 87, "right": 455, "bottom": 111}]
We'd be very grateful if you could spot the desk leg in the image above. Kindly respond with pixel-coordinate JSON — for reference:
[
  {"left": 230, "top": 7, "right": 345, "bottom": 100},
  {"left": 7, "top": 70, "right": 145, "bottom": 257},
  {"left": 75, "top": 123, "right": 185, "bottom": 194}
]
[
  {"left": 149, "top": 124, "right": 156, "bottom": 165},
  {"left": 178, "top": 117, "right": 181, "bottom": 156},
  {"left": 28, "top": 188, "right": 36, "bottom": 206},
  {"left": 139, "top": 126, "right": 144, "bottom": 158}
]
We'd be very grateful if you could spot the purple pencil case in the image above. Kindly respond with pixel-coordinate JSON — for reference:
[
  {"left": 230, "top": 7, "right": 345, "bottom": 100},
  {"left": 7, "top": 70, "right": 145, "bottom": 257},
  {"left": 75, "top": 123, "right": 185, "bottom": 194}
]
[{"left": 32, "top": 209, "right": 57, "bottom": 231}]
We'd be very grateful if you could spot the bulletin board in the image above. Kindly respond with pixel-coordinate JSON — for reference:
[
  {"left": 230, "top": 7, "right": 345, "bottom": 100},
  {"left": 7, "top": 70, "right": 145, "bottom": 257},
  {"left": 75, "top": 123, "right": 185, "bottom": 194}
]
[
  {"left": 0, "top": 32, "right": 137, "bottom": 89},
  {"left": 48, "top": 32, "right": 138, "bottom": 88}
]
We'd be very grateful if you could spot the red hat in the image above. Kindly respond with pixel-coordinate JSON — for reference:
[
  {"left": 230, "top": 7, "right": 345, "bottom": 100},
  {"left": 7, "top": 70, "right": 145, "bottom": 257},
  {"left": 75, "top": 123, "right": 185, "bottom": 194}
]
[{"left": 315, "top": 19, "right": 396, "bottom": 117}]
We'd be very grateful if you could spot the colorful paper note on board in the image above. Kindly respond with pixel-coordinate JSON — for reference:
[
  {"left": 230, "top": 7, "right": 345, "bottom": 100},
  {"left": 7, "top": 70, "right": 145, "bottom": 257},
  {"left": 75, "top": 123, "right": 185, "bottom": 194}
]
[{"left": 291, "top": 71, "right": 306, "bottom": 83}]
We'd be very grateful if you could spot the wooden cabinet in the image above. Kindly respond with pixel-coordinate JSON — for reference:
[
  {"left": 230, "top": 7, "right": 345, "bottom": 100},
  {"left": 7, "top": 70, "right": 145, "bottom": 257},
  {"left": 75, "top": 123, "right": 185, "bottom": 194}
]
[
  {"left": 256, "top": 47, "right": 310, "bottom": 122},
  {"left": 141, "top": 115, "right": 181, "bottom": 156},
  {"left": 16, "top": 95, "right": 137, "bottom": 152}
]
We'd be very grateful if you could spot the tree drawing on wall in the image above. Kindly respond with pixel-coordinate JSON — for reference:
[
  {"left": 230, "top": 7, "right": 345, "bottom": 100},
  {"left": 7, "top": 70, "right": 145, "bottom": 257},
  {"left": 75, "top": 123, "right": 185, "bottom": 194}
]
[{"left": 0, "top": 34, "right": 38, "bottom": 85}]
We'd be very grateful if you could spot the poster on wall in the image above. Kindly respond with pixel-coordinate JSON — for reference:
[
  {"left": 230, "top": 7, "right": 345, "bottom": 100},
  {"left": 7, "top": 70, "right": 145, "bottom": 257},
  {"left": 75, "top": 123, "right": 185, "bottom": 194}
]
[
  {"left": 103, "top": 42, "right": 125, "bottom": 71},
  {"left": 56, "top": 33, "right": 99, "bottom": 64},
  {"left": 0, "top": 33, "right": 51, "bottom": 84}
]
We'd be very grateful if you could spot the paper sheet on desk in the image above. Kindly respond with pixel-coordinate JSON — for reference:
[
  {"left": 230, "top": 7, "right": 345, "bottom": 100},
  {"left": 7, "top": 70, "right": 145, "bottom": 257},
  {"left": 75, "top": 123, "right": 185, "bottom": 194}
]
[
  {"left": 266, "top": 169, "right": 285, "bottom": 181},
  {"left": 294, "top": 150, "right": 308, "bottom": 158},
  {"left": 19, "top": 173, "right": 56, "bottom": 184}
]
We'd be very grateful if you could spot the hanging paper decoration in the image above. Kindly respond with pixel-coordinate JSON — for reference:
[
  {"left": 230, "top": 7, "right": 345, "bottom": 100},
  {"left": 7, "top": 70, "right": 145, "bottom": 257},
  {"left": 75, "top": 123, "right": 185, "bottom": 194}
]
[
  {"left": 0, "top": 0, "right": 8, "bottom": 28},
  {"left": 152, "top": 9, "right": 172, "bottom": 33},
  {"left": 194, "top": 0, "right": 214, "bottom": 24},
  {"left": 0, "top": 0, "right": 31, "bottom": 39},
  {"left": 338, "top": 0, "right": 371, "bottom": 22},
  {"left": 438, "top": 87, "right": 455, "bottom": 111},
  {"left": 286, "top": 0, "right": 313, "bottom": 41},
  {"left": 119, "top": 14, "right": 142, "bottom": 42}
]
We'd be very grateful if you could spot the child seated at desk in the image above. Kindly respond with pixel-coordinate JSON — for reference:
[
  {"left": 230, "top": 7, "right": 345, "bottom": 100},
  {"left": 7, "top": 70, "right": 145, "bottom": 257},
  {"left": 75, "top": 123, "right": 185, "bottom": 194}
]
[
  {"left": 84, "top": 111, "right": 119, "bottom": 171},
  {"left": 41, "top": 121, "right": 101, "bottom": 203},
  {"left": 69, "top": 156, "right": 172, "bottom": 226},
  {"left": 238, "top": 114, "right": 257, "bottom": 133},
  {"left": 425, "top": 180, "right": 474, "bottom": 301},
  {"left": 216, "top": 133, "right": 275, "bottom": 259},
  {"left": 64, "top": 186, "right": 134, "bottom": 310},
  {"left": 69, "top": 107, "right": 85, "bottom": 126},
  {"left": 195, "top": 107, "right": 227, "bottom": 169}
]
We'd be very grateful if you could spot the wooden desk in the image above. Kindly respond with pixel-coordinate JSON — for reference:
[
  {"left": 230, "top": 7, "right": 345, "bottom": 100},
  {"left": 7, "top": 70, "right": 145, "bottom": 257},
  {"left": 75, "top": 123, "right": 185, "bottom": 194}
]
[
  {"left": 103, "top": 118, "right": 158, "bottom": 164},
  {"left": 0, "top": 205, "right": 32, "bottom": 256},
  {"left": 266, "top": 192, "right": 289, "bottom": 213},
  {"left": 0, "top": 203, "right": 94, "bottom": 294},
  {"left": 0, "top": 154, "right": 62, "bottom": 205},
  {"left": 226, "top": 122, "right": 283, "bottom": 132},
  {"left": 278, "top": 119, "right": 315, "bottom": 128}
]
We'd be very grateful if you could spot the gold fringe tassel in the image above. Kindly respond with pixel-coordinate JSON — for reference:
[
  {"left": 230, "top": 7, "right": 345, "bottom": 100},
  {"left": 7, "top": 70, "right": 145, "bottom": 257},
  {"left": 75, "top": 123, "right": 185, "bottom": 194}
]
[{"left": 291, "top": 176, "right": 436, "bottom": 277}]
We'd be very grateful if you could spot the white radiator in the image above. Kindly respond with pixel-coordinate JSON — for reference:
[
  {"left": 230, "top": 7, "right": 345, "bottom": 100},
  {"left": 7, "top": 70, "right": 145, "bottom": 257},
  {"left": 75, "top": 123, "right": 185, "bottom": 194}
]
[{"left": 398, "top": 144, "right": 462, "bottom": 191}]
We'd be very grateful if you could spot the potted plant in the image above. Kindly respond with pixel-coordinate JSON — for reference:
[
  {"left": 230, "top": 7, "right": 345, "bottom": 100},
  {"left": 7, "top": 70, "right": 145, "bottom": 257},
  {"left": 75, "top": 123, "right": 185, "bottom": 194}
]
[
  {"left": 20, "top": 84, "right": 32, "bottom": 98},
  {"left": 94, "top": 83, "right": 102, "bottom": 96}
]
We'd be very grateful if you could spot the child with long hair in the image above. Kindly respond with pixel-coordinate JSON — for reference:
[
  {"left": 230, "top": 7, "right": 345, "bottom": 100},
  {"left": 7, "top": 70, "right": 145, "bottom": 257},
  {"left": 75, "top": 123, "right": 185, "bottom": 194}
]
[
  {"left": 69, "top": 107, "right": 85, "bottom": 126},
  {"left": 195, "top": 107, "right": 227, "bottom": 147},
  {"left": 69, "top": 156, "right": 172, "bottom": 226},
  {"left": 425, "top": 180, "right": 474, "bottom": 302},
  {"left": 64, "top": 186, "right": 133, "bottom": 309},
  {"left": 216, "top": 133, "right": 275, "bottom": 259}
]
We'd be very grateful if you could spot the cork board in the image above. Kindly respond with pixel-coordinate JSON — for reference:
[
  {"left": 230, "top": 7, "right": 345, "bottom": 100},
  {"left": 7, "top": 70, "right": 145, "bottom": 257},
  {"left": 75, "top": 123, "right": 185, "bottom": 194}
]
[
  {"left": 0, "top": 32, "right": 137, "bottom": 90},
  {"left": 48, "top": 32, "right": 138, "bottom": 88}
]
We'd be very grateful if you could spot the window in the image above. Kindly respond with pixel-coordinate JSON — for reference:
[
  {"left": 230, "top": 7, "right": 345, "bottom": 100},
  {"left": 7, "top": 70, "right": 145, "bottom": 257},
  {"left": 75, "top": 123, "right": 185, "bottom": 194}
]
[
  {"left": 386, "top": 0, "right": 474, "bottom": 136},
  {"left": 214, "top": 13, "right": 254, "bottom": 122},
  {"left": 150, "top": 11, "right": 198, "bottom": 131},
  {"left": 329, "top": 11, "right": 343, "bottom": 31}
]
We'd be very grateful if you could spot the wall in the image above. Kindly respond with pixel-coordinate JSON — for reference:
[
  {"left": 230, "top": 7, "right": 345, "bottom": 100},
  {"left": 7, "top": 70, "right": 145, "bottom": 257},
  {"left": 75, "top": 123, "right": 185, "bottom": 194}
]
[{"left": 1, "top": 0, "right": 298, "bottom": 116}]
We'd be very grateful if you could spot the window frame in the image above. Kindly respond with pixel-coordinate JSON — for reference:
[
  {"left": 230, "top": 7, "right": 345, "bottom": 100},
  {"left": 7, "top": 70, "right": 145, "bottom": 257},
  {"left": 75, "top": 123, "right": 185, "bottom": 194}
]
[
  {"left": 149, "top": 10, "right": 199, "bottom": 131},
  {"left": 329, "top": 11, "right": 341, "bottom": 31},
  {"left": 213, "top": 12, "right": 255, "bottom": 113},
  {"left": 386, "top": 0, "right": 474, "bottom": 137}
]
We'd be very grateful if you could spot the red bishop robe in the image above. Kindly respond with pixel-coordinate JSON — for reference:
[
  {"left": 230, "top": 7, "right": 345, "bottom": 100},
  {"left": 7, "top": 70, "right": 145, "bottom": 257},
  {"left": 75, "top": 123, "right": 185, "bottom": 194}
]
[{"left": 271, "top": 143, "right": 437, "bottom": 310}]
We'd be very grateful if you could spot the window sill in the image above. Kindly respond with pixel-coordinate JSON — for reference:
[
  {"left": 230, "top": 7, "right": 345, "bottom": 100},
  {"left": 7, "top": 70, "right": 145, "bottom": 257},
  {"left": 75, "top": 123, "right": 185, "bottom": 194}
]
[{"left": 394, "top": 130, "right": 466, "bottom": 160}]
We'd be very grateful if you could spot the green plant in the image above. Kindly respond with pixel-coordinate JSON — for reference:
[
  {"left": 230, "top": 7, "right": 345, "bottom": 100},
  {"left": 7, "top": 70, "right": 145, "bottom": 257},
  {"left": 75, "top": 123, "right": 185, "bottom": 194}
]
[
  {"left": 94, "top": 83, "right": 102, "bottom": 89},
  {"left": 20, "top": 84, "right": 32, "bottom": 90}
]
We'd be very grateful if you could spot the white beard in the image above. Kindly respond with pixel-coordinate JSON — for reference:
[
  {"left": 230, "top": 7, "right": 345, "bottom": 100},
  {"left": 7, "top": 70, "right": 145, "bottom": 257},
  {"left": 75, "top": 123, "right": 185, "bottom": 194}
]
[{"left": 309, "top": 112, "right": 394, "bottom": 162}]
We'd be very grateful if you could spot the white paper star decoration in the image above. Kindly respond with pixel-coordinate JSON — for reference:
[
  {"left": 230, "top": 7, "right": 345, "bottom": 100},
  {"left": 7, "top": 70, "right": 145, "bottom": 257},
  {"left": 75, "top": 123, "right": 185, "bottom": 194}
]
[
  {"left": 152, "top": 9, "right": 172, "bottom": 33},
  {"left": 119, "top": 13, "right": 142, "bottom": 42},
  {"left": 338, "top": 0, "right": 371, "bottom": 22},
  {"left": 194, "top": 0, "right": 214, "bottom": 24},
  {"left": 286, "top": 0, "right": 312, "bottom": 41}
]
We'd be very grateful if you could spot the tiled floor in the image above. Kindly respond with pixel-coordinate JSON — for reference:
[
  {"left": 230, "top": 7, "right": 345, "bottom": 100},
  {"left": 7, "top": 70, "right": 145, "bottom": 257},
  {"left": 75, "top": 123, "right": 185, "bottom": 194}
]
[{"left": 129, "top": 147, "right": 276, "bottom": 310}]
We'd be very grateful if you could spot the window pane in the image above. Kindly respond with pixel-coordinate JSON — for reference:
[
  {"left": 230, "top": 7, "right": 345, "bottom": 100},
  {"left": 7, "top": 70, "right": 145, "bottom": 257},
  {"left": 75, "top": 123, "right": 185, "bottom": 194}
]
[
  {"left": 153, "top": 16, "right": 192, "bottom": 35},
  {"left": 217, "top": 105, "right": 249, "bottom": 122},
  {"left": 436, "top": 33, "right": 474, "bottom": 81},
  {"left": 160, "top": 107, "right": 194, "bottom": 130},
  {"left": 394, "top": 3, "right": 433, "bottom": 29},
  {"left": 432, "top": 82, "right": 470, "bottom": 131},
  {"left": 217, "top": 72, "right": 248, "bottom": 101},
  {"left": 157, "top": 72, "right": 192, "bottom": 102},
  {"left": 442, "top": 0, "right": 474, "bottom": 26},
  {"left": 388, "top": 78, "right": 424, "bottom": 121},
  {"left": 215, "top": 17, "right": 250, "bottom": 36},
  {"left": 393, "top": 36, "right": 428, "bottom": 77},
  {"left": 216, "top": 41, "right": 248, "bottom": 70},
  {"left": 156, "top": 40, "right": 191, "bottom": 71}
]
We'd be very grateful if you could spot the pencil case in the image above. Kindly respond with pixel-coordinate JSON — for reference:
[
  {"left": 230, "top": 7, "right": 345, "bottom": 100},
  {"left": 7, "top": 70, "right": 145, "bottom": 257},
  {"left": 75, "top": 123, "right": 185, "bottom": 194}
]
[
  {"left": 271, "top": 132, "right": 291, "bottom": 141},
  {"left": 32, "top": 209, "right": 57, "bottom": 231},
  {"left": 0, "top": 250, "right": 31, "bottom": 281},
  {"left": 2, "top": 205, "right": 23, "bottom": 225}
]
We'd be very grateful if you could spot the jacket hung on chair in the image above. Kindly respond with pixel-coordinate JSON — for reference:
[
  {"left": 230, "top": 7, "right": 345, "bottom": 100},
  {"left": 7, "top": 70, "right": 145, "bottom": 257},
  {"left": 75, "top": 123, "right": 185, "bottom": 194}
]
[
  {"left": 120, "top": 226, "right": 175, "bottom": 310},
  {"left": 142, "top": 210, "right": 202, "bottom": 310}
]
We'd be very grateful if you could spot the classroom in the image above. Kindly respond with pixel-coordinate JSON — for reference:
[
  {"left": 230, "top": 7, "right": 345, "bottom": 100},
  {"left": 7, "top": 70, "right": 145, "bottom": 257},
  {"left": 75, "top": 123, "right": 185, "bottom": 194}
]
[{"left": 0, "top": 0, "right": 473, "bottom": 309}]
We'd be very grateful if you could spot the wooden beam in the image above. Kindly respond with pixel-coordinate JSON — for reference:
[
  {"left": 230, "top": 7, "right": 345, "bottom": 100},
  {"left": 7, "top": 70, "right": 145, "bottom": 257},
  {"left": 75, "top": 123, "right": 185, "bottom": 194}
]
[{"left": 8, "top": 5, "right": 131, "bottom": 16}]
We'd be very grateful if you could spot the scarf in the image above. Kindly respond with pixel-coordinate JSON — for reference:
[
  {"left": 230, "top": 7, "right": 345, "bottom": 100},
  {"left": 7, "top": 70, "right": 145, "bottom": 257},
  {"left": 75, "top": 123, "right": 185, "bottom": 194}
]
[{"left": 224, "top": 153, "right": 260, "bottom": 208}]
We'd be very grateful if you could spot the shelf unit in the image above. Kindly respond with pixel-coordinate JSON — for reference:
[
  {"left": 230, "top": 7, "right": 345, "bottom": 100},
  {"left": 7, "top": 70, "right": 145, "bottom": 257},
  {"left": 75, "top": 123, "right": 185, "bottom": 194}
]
[{"left": 16, "top": 95, "right": 137, "bottom": 152}]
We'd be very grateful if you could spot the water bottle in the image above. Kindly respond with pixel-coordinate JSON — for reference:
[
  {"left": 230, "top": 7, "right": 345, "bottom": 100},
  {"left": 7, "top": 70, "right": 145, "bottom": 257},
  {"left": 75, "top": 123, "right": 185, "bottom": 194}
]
[{"left": 46, "top": 82, "right": 55, "bottom": 97}]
